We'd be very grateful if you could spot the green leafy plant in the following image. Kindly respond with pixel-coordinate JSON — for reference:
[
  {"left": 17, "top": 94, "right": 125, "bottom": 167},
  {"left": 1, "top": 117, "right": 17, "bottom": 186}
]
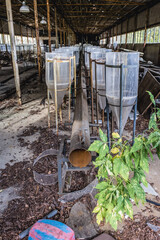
[{"left": 88, "top": 92, "right": 160, "bottom": 230}]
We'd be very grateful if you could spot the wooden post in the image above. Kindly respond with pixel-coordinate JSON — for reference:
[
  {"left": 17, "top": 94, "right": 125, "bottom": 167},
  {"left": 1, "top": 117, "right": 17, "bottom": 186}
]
[
  {"left": 120, "top": 24, "right": 122, "bottom": 47},
  {"left": 20, "top": 25, "right": 23, "bottom": 44},
  {"left": 20, "top": 25, "right": 25, "bottom": 55},
  {"left": 125, "top": 19, "right": 128, "bottom": 48},
  {"left": 116, "top": 25, "right": 118, "bottom": 41},
  {"left": 133, "top": 14, "right": 137, "bottom": 50},
  {"left": 6, "top": 0, "right": 21, "bottom": 105},
  {"left": 27, "top": 27, "right": 29, "bottom": 44},
  {"left": 55, "top": 7, "right": 58, "bottom": 48},
  {"left": 143, "top": 8, "right": 149, "bottom": 52},
  {"left": 46, "top": 0, "right": 51, "bottom": 52},
  {"left": 60, "top": 18, "right": 62, "bottom": 47},
  {"left": 33, "top": 0, "right": 42, "bottom": 81},
  {"left": 31, "top": 28, "right": 33, "bottom": 43},
  {"left": 63, "top": 19, "right": 65, "bottom": 46}
]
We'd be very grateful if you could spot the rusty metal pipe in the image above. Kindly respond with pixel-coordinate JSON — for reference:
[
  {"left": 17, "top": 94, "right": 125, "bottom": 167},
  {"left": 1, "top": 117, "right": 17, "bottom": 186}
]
[{"left": 69, "top": 52, "right": 91, "bottom": 168}]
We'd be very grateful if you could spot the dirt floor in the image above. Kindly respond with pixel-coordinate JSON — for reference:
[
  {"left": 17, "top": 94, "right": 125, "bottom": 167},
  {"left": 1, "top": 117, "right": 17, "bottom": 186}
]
[{"left": 0, "top": 75, "right": 160, "bottom": 239}]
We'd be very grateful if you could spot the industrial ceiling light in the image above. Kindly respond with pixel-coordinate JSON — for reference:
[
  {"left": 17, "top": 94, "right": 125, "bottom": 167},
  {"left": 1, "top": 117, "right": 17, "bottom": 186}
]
[
  {"left": 19, "top": 1, "right": 30, "bottom": 13},
  {"left": 40, "top": 17, "right": 47, "bottom": 25}
]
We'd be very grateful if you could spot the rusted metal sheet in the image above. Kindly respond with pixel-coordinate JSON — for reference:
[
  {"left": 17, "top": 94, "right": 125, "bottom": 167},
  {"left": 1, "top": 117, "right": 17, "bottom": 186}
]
[{"left": 69, "top": 54, "right": 91, "bottom": 168}]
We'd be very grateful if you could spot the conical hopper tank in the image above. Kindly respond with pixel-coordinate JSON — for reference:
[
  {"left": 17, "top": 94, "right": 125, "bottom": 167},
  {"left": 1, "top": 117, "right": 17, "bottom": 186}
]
[
  {"left": 45, "top": 52, "right": 70, "bottom": 109},
  {"left": 105, "top": 52, "right": 139, "bottom": 133},
  {"left": 90, "top": 49, "right": 112, "bottom": 110}
]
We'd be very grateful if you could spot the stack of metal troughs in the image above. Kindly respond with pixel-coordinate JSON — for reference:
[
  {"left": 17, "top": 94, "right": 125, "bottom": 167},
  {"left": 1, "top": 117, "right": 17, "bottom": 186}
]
[{"left": 45, "top": 45, "right": 80, "bottom": 134}]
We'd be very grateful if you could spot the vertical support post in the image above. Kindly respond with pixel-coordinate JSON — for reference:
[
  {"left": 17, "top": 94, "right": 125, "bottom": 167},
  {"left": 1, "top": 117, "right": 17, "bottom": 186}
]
[
  {"left": 63, "top": 19, "right": 65, "bottom": 46},
  {"left": 102, "top": 110, "right": 104, "bottom": 127},
  {"left": 60, "top": 17, "right": 62, "bottom": 47},
  {"left": 69, "top": 58, "right": 71, "bottom": 122},
  {"left": 143, "top": 8, "right": 149, "bottom": 52},
  {"left": 47, "top": 88, "right": 50, "bottom": 128},
  {"left": 119, "top": 64, "right": 124, "bottom": 138},
  {"left": 55, "top": 7, "right": 58, "bottom": 48},
  {"left": 132, "top": 98, "right": 137, "bottom": 145},
  {"left": 74, "top": 56, "right": 76, "bottom": 98},
  {"left": 111, "top": 112, "right": 114, "bottom": 134},
  {"left": 33, "top": 0, "right": 42, "bottom": 82},
  {"left": 95, "top": 61, "right": 99, "bottom": 126},
  {"left": 20, "top": 25, "right": 24, "bottom": 54},
  {"left": 133, "top": 14, "right": 137, "bottom": 50},
  {"left": 60, "top": 30, "right": 62, "bottom": 47},
  {"left": 66, "top": 25, "right": 69, "bottom": 46},
  {"left": 59, "top": 107, "right": 62, "bottom": 123},
  {"left": 27, "top": 27, "right": 29, "bottom": 44},
  {"left": 125, "top": 19, "right": 128, "bottom": 48},
  {"left": 116, "top": 24, "right": 118, "bottom": 41},
  {"left": 31, "top": 28, "right": 33, "bottom": 43},
  {"left": 46, "top": 0, "right": 51, "bottom": 52},
  {"left": 120, "top": 23, "right": 122, "bottom": 47},
  {"left": 6, "top": 0, "right": 21, "bottom": 105},
  {"left": 90, "top": 55, "right": 94, "bottom": 133},
  {"left": 105, "top": 64, "right": 110, "bottom": 149},
  {"left": 54, "top": 60, "right": 58, "bottom": 135}
]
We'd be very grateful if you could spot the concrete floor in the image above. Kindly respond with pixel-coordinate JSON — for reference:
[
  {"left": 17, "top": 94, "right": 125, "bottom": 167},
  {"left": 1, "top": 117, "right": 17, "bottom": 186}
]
[{"left": 0, "top": 77, "right": 160, "bottom": 233}]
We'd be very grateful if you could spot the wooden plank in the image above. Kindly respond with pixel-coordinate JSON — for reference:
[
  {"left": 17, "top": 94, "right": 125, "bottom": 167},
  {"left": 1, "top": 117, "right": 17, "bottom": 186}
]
[{"left": 138, "top": 71, "right": 160, "bottom": 114}]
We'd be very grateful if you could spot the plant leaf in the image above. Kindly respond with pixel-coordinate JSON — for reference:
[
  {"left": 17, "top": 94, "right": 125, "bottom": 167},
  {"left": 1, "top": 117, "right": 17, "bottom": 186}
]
[
  {"left": 112, "top": 132, "right": 120, "bottom": 139},
  {"left": 99, "top": 143, "right": 109, "bottom": 159},
  {"left": 111, "top": 147, "right": 120, "bottom": 154},
  {"left": 93, "top": 205, "right": 101, "bottom": 213},
  {"left": 146, "top": 91, "right": 156, "bottom": 106},
  {"left": 96, "top": 181, "right": 108, "bottom": 190},
  {"left": 113, "top": 158, "right": 129, "bottom": 181},
  {"left": 109, "top": 212, "right": 118, "bottom": 230},
  {"left": 88, "top": 140, "right": 103, "bottom": 153},
  {"left": 140, "top": 149, "right": 149, "bottom": 173},
  {"left": 99, "top": 128, "right": 107, "bottom": 142},
  {"left": 125, "top": 198, "right": 133, "bottom": 219},
  {"left": 149, "top": 113, "right": 157, "bottom": 130},
  {"left": 131, "top": 138, "right": 143, "bottom": 153},
  {"left": 96, "top": 210, "right": 103, "bottom": 225}
]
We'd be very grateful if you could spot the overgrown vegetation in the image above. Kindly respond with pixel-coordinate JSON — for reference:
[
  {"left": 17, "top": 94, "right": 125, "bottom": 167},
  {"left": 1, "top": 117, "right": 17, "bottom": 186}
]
[{"left": 88, "top": 92, "right": 160, "bottom": 230}]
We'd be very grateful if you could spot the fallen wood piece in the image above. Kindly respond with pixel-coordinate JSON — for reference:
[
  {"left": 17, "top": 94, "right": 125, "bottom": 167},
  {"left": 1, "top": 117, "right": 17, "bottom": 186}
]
[
  {"left": 58, "top": 178, "right": 98, "bottom": 203},
  {"left": 138, "top": 70, "right": 160, "bottom": 114}
]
